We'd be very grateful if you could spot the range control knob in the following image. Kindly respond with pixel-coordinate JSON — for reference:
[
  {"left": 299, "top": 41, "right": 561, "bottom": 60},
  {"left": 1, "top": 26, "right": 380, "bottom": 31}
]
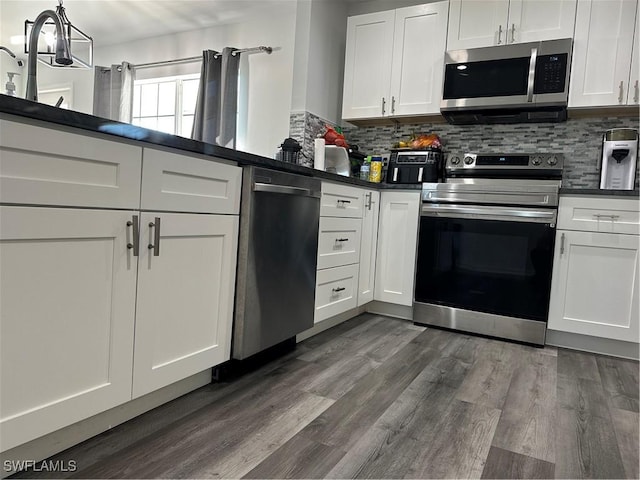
[
  {"left": 547, "top": 155, "right": 558, "bottom": 166},
  {"left": 464, "top": 156, "right": 475, "bottom": 165},
  {"left": 531, "top": 156, "right": 542, "bottom": 166},
  {"left": 450, "top": 156, "right": 461, "bottom": 165}
]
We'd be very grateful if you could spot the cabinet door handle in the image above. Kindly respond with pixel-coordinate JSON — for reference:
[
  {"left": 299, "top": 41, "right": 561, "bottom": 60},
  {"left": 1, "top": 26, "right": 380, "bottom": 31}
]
[
  {"left": 619, "top": 81, "right": 624, "bottom": 103},
  {"left": 148, "top": 217, "right": 161, "bottom": 256},
  {"left": 560, "top": 232, "right": 565, "bottom": 255},
  {"left": 332, "top": 287, "right": 346, "bottom": 293},
  {"left": 381, "top": 97, "right": 386, "bottom": 116},
  {"left": 391, "top": 96, "right": 396, "bottom": 114},
  {"left": 510, "top": 24, "right": 516, "bottom": 43},
  {"left": 335, "top": 238, "right": 349, "bottom": 243},
  {"left": 634, "top": 80, "right": 639, "bottom": 103},
  {"left": 366, "top": 192, "right": 372, "bottom": 210},
  {"left": 497, "top": 24, "right": 503, "bottom": 44},
  {"left": 126, "top": 215, "right": 139, "bottom": 257}
]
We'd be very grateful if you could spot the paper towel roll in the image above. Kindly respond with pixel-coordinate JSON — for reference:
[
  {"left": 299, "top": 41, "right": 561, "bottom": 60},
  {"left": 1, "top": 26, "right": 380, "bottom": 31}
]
[{"left": 314, "top": 138, "right": 325, "bottom": 171}]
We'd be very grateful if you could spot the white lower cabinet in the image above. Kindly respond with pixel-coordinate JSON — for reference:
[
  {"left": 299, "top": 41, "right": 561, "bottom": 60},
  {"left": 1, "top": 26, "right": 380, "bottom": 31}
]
[
  {"left": 0, "top": 207, "right": 137, "bottom": 452},
  {"left": 132, "top": 213, "right": 238, "bottom": 398},
  {"left": 374, "top": 191, "right": 420, "bottom": 306},
  {"left": 548, "top": 196, "right": 640, "bottom": 344},
  {"left": 315, "top": 264, "right": 359, "bottom": 323},
  {"left": 358, "top": 190, "right": 380, "bottom": 305},
  {"left": 548, "top": 229, "right": 640, "bottom": 342}
]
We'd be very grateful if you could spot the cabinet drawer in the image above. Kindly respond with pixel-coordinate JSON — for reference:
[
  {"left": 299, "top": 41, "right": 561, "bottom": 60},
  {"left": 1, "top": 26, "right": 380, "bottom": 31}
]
[
  {"left": 317, "top": 217, "right": 362, "bottom": 269},
  {"left": 141, "top": 148, "right": 242, "bottom": 214},
  {"left": 315, "top": 264, "right": 359, "bottom": 323},
  {"left": 558, "top": 196, "right": 640, "bottom": 234},
  {"left": 0, "top": 119, "right": 142, "bottom": 209},
  {"left": 320, "top": 182, "right": 364, "bottom": 218}
]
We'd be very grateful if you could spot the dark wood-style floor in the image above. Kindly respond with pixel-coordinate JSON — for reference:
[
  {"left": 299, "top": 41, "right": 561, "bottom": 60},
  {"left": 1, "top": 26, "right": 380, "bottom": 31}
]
[{"left": 13, "top": 314, "right": 640, "bottom": 479}]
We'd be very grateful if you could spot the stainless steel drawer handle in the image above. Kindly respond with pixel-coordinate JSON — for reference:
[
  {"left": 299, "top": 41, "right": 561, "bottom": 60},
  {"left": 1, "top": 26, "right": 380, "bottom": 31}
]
[
  {"left": 497, "top": 24, "right": 503, "bottom": 44},
  {"left": 332, "top": 287, "right": 346, "bottom": 293},
  {"left": 337, "top": 199, "right": 351, "bottom": 206},
  {"left": 593, "top": 214, "right": 620, "bottom": 221},
  {"left": 335, "top": 238, "right": 349, "bottom": 242},
  {"left": 126, "top": 215, "right": 139, "bottom": 257},
  {"left": 148, "top": 217, "right": 161, "bottom": 256}
]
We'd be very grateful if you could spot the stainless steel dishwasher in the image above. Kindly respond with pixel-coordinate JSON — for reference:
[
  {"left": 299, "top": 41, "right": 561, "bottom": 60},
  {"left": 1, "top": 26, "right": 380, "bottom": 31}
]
[{"left": 232, "top": 166, "right": 321, "bottom": 360}]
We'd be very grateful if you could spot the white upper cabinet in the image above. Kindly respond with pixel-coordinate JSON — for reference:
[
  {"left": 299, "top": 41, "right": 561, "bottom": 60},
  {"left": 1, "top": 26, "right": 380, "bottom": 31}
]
[
  {"left": 627, "top": 3, "right": 640, "bottom": 105},
  {"left": 447, "top": 0, "right": 577, "bottom": 50},
  {"left": 342, "top": 11, "right": 395, "bottom": 119},
  {"left": 342, "top": 2, "right": 449, "bottom": 120},
  {"left": 569, "top": 0, "right": 638, "bottom": 107},
  {"left": 447, "top": 0, "right": 510, "bottom": 49}
]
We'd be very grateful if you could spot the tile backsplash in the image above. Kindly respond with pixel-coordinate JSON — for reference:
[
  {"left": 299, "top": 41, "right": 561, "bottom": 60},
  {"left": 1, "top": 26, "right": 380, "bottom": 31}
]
[
  {"left": 342, "top": 116, "right": 640, "bottom": 188},
  {"left": 289, "top": 111, "right": 340, "bottom": 168}
]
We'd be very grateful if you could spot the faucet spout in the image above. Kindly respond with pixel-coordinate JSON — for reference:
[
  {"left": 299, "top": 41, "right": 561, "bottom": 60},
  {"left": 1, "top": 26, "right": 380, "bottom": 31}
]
[{"left": 25, "top": 9, "right": 72, "bottom": 102}]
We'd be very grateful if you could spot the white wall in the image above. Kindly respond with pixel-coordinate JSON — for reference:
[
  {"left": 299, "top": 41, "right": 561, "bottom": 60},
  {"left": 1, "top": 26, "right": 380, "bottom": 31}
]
[
  {"left": 4, "top": 3, "right": 297, "bottom": 159},
  {"left": 291, "top": 0, "right": 348, "bottom": 124}
]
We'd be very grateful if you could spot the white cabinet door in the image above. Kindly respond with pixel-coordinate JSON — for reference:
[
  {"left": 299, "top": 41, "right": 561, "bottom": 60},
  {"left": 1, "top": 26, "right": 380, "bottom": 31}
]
[
  {"left": 548, "top": 230, "right": 640, "bottom": 343},
  {"left": 627, "top": 6, "right": 640, "bottom": 105},
  {"left": 447, "top": 0, "right": 510, "bottom": 49},
  {"left": 569, "top": 0, "right": 638, "bottom": 107},
  {"left": 358, "top": 190, "right": 380, "bottom": 306},
  {"left": 506, "top": 0, "right": 577, "bottom": 44},
  {"left": 0, "top": 207, "right": 137, "bottom": 452},
  {"left": 141, "top": 148, "right": 242, "bottom": 215},
  {"left": 374, "top": 191, "right": 420, "bottom": 306},
  {"left": 132, "top": 213, "right": 238, "bottom": 398},
  {"left": 390, "top": 2, "right": 449, "bottom": 116},
  {"left": 342, "top": 11, "right": 395, "bottom": 119}
]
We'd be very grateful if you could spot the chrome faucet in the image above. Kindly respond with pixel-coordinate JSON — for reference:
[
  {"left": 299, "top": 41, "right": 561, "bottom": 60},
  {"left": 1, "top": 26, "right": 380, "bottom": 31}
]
[
  {"left": 25, "top": 9, "right": 72, "bottom": 102},
  {"left": 0, "top": 46, "right": 24, "bottom": 67}
]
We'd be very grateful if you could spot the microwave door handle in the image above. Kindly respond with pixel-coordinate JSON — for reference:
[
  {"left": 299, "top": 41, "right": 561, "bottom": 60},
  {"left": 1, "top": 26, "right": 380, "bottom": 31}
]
[{"left": 527, "top": 47, "right": 538, "bottom": 103}]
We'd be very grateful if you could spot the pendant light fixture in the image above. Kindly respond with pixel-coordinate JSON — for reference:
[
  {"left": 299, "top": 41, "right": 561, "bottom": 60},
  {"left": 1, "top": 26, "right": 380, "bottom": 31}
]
[{"left": 24, "top": 0, "right": 93, "bottom": 69}]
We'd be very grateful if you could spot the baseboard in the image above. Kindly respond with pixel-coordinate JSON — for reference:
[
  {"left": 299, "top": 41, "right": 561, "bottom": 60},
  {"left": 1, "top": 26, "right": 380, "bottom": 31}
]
[
  {"left": 366, "top": 300, "right": 413, "bottom": 320},
  {"left": 546, "top": 329, "right": 640, "bottom": 360},
  {"left": 297, "top": 305, "right": 367, "bottom": 342},
  {"left": 1, "top": 370, "right": 211, "bottom": 478}
]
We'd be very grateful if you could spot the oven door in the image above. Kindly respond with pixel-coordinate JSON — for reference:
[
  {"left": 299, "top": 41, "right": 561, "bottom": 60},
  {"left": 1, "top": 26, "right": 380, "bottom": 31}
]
[{"left": 415, "top": 204, "right": 557, "bottom": 324}]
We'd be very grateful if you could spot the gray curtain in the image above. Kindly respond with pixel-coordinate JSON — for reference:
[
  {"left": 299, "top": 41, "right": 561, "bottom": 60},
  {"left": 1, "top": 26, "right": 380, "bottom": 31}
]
[
  {"left": 191, "top": 50, "right": 221, "bottom": 145},
  {"left": 93, "top": 62, "right": 134, "bottom": 122},
  {"left": 191, "top": 47, "right": 241, "bottom": 147}
]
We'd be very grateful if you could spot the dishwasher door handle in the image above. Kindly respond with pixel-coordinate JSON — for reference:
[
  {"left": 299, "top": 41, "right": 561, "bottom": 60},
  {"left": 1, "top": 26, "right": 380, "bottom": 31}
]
[{"left": 253, "top": 182, "right": 320, "bottom": 198}]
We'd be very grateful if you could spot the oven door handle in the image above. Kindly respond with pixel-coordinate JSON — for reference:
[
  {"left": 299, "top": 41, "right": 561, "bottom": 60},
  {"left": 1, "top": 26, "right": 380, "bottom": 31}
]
[{"left": 421, "top": 204, "right": 557, "bottom": 224}]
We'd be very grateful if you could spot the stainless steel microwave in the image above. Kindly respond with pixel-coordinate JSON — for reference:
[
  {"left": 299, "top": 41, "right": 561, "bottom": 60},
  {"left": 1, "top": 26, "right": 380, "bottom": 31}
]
[{"left": 440, "top": 38, "right": 573, "bottom": 125}]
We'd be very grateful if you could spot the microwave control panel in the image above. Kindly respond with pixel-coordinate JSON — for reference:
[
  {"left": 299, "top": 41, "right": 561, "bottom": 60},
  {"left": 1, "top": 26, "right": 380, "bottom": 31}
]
[{"left": 533, "top": 53, "right": 568, "bottom": 95}]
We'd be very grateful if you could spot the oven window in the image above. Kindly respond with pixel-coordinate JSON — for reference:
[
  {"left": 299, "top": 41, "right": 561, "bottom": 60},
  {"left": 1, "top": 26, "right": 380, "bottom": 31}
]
[
  {"left": 443, "top": 57, "right": 530, "bottom": 99},
  {"left": 414, "top": 216, "right": 556, "bottom": 322}
]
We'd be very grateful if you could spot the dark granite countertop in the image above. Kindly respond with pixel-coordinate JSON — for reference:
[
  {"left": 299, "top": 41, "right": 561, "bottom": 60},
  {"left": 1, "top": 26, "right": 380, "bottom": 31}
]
[
  {"left": 560, "top": 188, "right": 640, "bottom": 197},
  {"left": 0, "top": 95, "right": 421, "bottom": 191}
]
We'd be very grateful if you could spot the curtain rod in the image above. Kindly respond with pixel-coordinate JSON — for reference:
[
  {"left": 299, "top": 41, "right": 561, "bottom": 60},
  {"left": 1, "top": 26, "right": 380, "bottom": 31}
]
[{"left": 134, "top": 46, "right": 273, "bottom": 70}]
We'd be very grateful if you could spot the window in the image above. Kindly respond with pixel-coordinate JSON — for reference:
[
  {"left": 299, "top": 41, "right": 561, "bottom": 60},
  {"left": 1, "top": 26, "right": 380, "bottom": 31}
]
[
  {"left": 132, "top": 74, "right": 200, "bottom": 137},
  {"left": 38, "top": 84, "right": 73, "bottom": 109}
]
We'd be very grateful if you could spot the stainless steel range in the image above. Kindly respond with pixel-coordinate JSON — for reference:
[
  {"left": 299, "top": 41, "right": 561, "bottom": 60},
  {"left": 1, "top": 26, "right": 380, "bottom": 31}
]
[{"left": 414, "top": 152, "right": 564, "bottom": 345}]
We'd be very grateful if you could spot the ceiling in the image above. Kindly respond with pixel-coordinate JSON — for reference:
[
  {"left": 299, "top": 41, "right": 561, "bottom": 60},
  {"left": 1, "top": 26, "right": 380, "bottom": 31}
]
[{"left": 0, "top": 0, "right": 298, "bottom": 49}]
